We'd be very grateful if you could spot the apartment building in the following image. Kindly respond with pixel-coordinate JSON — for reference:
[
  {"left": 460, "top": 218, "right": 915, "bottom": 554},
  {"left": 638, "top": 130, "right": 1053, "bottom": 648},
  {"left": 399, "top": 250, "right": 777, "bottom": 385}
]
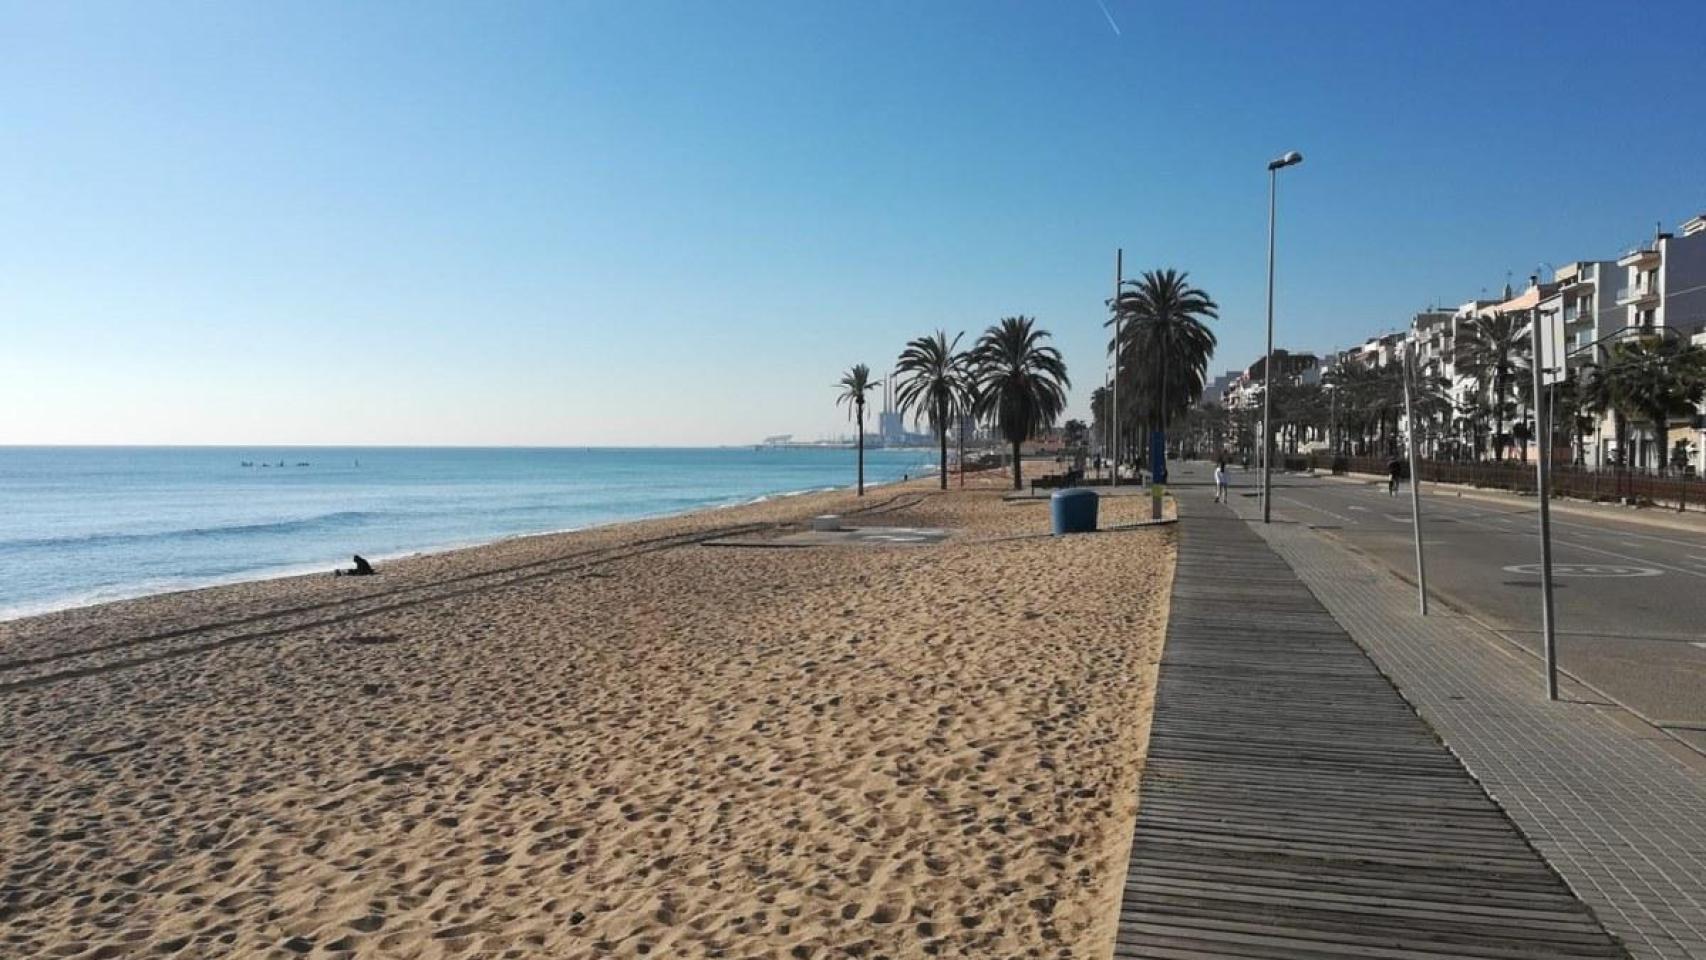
[
  {"left": 1221, "top": 351, "right": 1319, "bottom": 410},
  {"left": 1410, "top": 310, "right": 1456, "bottom": 381},
  {"left": 1212, "top": 210, "right": 1706, "bottom": 471},
  {"left": 1199, "top": 369, "right": 1240, "bottom": 408},
  {"left": 1607, "top": 214, "right": 1706, "bottom": 470},
  {"left": 1339, "top": 332, "right": 1404, "bottom": 371},
  {"left": 1533, "top": 261, "right": 1622, "bottom": 466},
  {"left": 1616, "top": 214, "right": 1706, "bottom": 336}
]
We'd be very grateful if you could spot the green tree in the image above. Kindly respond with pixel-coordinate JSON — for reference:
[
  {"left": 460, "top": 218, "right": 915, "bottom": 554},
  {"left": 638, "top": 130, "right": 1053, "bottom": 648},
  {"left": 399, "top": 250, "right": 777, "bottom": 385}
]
[
  {"left": 1456, "top": 313, "right": 1529, "bottom": 461},
  {"left": 1107, "top": 269, "right": 1218, "bottom": 470},
  {"left": 1063, "top": 418, "right": 1089, "bottom": 449},
  {"left": 1088, "top": 385, "right": 1110, "bottom": 456},
  {"left": 970, "top": 316, "right": 1071, "bottom": 490},
  {"left": 1580, "top": 361, "right": 1627, "bottom": 470},
  {"left": 1551, "top": 373, "right": 1595, "bottom": 466},
  {"left": 1324, "top": 361, "right": 1402, "bottom": 456},
  {"left": 895, "top": 331, "right": 973, "bottom": 491},
  {"left": 835, "top": 363, "right": 880, "bottom": 496},
  {"left": 1586, "top": 336, "right": 1706, "bottom": 473}
]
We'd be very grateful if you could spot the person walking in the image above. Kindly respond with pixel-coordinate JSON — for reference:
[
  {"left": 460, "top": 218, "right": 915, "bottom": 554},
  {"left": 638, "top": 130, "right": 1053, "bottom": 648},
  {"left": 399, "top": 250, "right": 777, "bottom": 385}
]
[
  {"left": 1387, "top": 457, "right": 1403, "bottom": 497},
  {"left": 1214, "top": 461, "right": 1230, "bottom": 503}
]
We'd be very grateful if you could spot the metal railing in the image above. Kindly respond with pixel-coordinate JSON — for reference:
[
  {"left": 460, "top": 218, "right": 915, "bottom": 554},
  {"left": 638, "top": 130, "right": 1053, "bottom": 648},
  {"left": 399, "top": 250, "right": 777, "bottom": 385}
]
[{"left": 1335, "top": 455, "right": 1701, "bottom": 512}]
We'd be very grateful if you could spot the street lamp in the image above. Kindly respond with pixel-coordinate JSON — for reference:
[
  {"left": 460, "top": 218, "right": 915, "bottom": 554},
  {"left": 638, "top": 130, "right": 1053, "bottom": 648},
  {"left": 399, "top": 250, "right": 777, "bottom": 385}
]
[{"left": 1262, "top": 150, "right": 1304, "bottom": 523}]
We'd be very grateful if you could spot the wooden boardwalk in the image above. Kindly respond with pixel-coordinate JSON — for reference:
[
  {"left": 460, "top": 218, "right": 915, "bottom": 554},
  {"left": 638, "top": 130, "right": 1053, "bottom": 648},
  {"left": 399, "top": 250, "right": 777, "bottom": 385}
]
[{"left": 1116, "top": 502, "right": 1629, "bottom": 959}]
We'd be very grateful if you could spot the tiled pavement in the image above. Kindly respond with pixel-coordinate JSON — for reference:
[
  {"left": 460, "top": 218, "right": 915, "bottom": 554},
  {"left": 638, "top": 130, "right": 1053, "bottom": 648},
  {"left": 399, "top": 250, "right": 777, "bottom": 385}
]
[
  {"left": 1117, "top": 499, "right": 1626, "bottom": 959},
  {"left": 1211, "top": 476, "right": 1706, "bottom": 960}
]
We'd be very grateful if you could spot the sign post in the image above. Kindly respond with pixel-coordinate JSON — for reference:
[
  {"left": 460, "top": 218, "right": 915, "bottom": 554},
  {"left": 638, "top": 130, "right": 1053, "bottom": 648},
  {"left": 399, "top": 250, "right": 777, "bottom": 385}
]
[
  {"left": 1532, "top": 306, "right": 1563, "bottom": 700},
  {"left": 1400, "top": 335, "right": 1428, "bottom": 615},
  {"left": 1111, "top": 249, "right": 1122, "bottom": 487},
  {"left": 1150, "top": 429, "right": 1166, "bottom": 520}
]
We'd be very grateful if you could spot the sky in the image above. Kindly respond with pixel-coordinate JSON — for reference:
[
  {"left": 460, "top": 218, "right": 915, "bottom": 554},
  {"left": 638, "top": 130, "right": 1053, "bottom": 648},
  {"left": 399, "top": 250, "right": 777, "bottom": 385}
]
[{"left": 3, "top": 1, "right": 1706, "bottom": 446}]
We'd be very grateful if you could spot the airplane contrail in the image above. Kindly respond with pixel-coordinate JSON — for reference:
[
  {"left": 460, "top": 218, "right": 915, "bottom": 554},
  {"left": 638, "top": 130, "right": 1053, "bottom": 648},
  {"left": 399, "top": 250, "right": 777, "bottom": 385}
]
[{"left": 1094, "top": 0, "right": 1122, "bottom": 36}]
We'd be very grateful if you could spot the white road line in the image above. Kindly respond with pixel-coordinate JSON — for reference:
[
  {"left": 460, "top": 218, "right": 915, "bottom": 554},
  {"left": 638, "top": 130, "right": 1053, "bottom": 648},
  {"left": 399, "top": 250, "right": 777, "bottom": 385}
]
[
  {"left": 1550, "top": 537, "right": 1706, "bottom": 580},
  {"left": 1305, "top": 483, "right": 1706, "bottom": 578},
  {"left": 1279, "top": 497, "right": 1358, "bottom": 524},
  {"left": 1694, "top": 642, "right": 1706, "bottom": 651},
  {"left": 1375, "top": 487, "right": 1704, "bottom": 553},
  {"left": 1547, "top": 517, "right": 1706, "bottom": 550},
  {"left": 1329, "top": 479, "right": 1706, "bottom": 550}
]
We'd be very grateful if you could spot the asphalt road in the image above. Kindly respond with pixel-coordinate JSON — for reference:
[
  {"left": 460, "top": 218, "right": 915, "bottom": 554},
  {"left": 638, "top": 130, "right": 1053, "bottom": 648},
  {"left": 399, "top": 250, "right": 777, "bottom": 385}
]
[{"left": 1176, "top": 461, "right": 1706, "bottom": 751}]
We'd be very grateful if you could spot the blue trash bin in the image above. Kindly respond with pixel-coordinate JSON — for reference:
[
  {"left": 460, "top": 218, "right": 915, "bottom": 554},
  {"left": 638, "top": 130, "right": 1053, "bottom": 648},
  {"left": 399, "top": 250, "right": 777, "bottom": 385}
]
[{"left": 1050, "top": 488, "right": 1099, "bottom": 535}]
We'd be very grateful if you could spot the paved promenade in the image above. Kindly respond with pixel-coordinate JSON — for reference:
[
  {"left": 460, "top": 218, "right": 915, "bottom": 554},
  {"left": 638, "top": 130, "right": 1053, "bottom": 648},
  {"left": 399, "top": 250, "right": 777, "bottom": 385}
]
[
  {"left": 1116, "top": 486, "right": 1627, "bottom": 959},
  {"left": 1201, "top": 465, "right": 1706, "bottom": 960}
]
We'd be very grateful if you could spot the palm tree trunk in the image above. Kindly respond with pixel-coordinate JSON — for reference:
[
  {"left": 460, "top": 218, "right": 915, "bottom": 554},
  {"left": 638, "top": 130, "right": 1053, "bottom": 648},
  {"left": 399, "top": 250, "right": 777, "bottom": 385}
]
[
  {"left": 1653, "top": 411, "right": 1669, "bottom": 476},
  {"left": 1615, "top": 411, "right": 1629, "bottom": 496},
  {"left": 1157, "top": 330, "right": 1168, "bottom": 483},
  {"left": 855, "top": 402, "right": 865, "bottom": 496},
  {"left": 1494, "top": 376, "right": 1506, "bottom": 461},
  {"left": 958, "top": 417, "right": 966, "bottom": 489},
  {"left": 937, "top": 398, "right": 948, "bottom": 491},
  {"left": 1012, "top": 439, "right": 1023, "bottom": 490}
]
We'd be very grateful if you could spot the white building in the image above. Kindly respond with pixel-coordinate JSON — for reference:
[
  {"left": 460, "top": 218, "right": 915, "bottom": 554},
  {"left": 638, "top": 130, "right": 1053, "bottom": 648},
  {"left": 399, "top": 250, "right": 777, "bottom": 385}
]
[
  {"left": 1616, "top": 215, "right": 1706, "bottom": 336},
  {"left": 1221, "top": 352, "right": 1319, "bottom": 410},
  {"left": 1200, "top": 369, "right": 1239, "bottom": 407},
  {"left": 1607, "top": 214, "right": 1706, "bottom": 470},
  {"left": 1534, "top": 261, "right": 1622, "bottom": 466}
]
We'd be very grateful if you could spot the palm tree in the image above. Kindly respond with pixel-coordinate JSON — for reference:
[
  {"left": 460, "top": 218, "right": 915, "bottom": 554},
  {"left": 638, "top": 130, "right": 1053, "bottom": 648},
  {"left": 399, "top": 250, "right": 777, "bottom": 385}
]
[
  {"left": 1456, "top": 313, "right": 1528, "bottom": 461},
  {"left": 835, "top": 363, "right": 880, "bottom": 495},
  {"left": 1108, "top": 270, "right": 1218, "bottom": 477},
  {"left": 970, "top": 316, "right": 1070, "bottom": 489},
  {"left": 1063, "top": 418, "right": 1089, "bottom": 450},
  {"left": 1323, "top": 361, "right": 1399, "bottom": 455},
  {"left": 1587, "top": 335, "right": 1706, "bottom": 473},
  {"left": 1551, "top": 373, "right": 1594, "bottom": 466},
  {"left": 1411, "top": 373, "right": 1455, "bottom": 458},
  {"left": 895, "top": 331, "right": 972, "bottom": 491},
  {"left": 1089, "top": 385, "right": 1110, "bottom": 456}
]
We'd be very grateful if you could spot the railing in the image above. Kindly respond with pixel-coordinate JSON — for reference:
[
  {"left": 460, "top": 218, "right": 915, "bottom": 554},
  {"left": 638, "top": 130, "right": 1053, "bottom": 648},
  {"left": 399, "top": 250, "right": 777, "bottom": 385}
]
[
  {"left": 1616, "top": 284, "right": 1657, "bottom": 303},
  {"left": 1335, "top": 456, "right": 1701, "bottom": 512}
]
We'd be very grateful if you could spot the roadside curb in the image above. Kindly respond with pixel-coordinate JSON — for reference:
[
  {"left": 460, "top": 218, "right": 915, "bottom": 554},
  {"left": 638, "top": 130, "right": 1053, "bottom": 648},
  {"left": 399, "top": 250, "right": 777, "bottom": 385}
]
[
  {"left": 1321, "top": 470, "right": 1706, "bottom": 536},
  {"left": 1286, "top": 510, "right": 1706, "bottom": 766}
]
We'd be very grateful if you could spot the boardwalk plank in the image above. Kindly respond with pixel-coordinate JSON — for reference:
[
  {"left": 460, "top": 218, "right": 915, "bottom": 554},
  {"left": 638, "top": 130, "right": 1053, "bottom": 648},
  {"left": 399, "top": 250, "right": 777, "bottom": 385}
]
[{"left": 1113, "top": 495, "right": 1628, "bottom": 959}]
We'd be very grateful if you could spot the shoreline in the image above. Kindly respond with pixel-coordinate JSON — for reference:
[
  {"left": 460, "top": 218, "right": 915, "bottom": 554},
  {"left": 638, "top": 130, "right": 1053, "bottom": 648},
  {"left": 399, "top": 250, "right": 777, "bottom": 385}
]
[
  {"left": 1, "top": 469, "right": 1173, "bottom": 957},
  {"left": 0, "top": 470, "right": 929, "bottom": 626}
]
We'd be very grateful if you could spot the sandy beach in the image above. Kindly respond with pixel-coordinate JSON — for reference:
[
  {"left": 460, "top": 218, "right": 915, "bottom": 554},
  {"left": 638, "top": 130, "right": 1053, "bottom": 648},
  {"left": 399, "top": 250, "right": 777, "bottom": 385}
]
[{"left": 1, "top": 472, "right": 1173, "bottom": 959}]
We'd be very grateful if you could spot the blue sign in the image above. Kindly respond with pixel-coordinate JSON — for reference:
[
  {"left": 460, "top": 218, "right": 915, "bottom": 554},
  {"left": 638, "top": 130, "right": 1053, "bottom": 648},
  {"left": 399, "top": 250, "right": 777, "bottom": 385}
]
[{"left": 1150, "top": 429, "right": 1167, "bottom": 484}]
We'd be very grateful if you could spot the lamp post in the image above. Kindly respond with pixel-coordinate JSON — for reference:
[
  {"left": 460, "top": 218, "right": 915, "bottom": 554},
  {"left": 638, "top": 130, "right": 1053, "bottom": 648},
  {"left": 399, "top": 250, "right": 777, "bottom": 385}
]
[
  {"left": 1112, "top": 248, "right": 1123, "bottom": 486},
  {"left": 1531, "top": 304, "right": 1559, "bottom": 700},
  {"left": 1401, "top": 329, "right": 1429, "bottom": 615},
  {"left": 1262, "top": 150, "right": 1304, "bottom": 523}
]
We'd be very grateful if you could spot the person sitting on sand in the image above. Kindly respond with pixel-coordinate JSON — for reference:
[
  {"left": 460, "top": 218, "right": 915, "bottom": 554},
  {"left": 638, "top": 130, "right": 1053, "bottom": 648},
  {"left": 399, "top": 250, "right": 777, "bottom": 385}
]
[{"left": 335, "top": 555, "right": 375, "bottom": 577}]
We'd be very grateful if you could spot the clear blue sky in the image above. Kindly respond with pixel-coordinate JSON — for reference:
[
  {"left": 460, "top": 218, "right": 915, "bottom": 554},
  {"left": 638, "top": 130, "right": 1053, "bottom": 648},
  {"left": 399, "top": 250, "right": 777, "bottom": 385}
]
[{"left": 4, "top": 1, "right": 1705, "bottom": 445}]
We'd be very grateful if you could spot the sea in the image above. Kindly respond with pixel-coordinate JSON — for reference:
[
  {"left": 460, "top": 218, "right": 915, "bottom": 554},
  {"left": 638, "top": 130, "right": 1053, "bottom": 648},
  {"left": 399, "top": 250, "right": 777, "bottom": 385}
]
[{"left": 0, "top": 446, "right": 936, "bottom": 621}]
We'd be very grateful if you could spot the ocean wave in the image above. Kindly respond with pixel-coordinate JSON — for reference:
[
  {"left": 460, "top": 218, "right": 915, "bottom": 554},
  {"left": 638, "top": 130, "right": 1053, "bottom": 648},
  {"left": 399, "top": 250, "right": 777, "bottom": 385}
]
[{"left": 0, "top": 510, "right": 383, "bottom": 554}]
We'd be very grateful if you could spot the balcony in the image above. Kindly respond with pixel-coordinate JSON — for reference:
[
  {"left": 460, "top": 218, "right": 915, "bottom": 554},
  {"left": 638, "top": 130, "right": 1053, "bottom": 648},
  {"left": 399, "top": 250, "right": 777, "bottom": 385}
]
[
  {"left": 1618, "top": 246, "right": 1660, "bottom": 268},
  {"left": 1616, "top": 284, "right": 1660, "bottom": 306}
]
